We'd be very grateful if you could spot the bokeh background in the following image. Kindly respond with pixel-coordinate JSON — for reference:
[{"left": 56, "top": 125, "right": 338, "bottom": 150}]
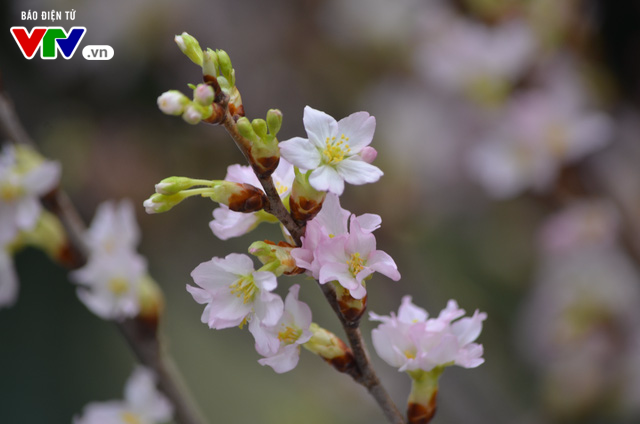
[{"left": 2, "top": 0, "right": 640, "bottom": 423}]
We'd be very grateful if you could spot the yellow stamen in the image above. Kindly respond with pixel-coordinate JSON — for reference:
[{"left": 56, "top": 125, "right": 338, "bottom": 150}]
[
  {"left": 108, "top": 278, "right": 129, "bottom": 296},
  {"left": 278, "top": 325, "right": 302, "bottom": 345},
  {"left": 404, "top": 350, "right": 416, "bottom": 360},
  {"left": 229, "top": 276, "right": 257, "bottom": 304},
  {"left": 322, "top": 134, "right": 351, "bottom": 165},
  {"left": 121, "top": 411, "right": 142, "bottom": 424},
  {"left": 0, "top": 184, "right": 21, "bottom": 201},
  {"left": 275, "top": 181, "right": 289, "bottom": 196},
  {"left": 348, "top": 252, "right": 365, "bottom": 277}
]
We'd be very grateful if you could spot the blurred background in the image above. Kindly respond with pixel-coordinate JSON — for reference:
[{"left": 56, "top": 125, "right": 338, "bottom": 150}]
[{"left": 1, "top": 0, "right": 640, "bottom": 423}]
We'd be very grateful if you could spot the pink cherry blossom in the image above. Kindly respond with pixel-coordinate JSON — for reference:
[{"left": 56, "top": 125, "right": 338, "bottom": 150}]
[
  {"left": 187, "top": 253, "right": 283, "bottom": 329},
  {"left": 371, "top": 297, "right": 486, "bottom": 372},
  {"left": 279, "top": 106, "right": 383, "bottom": 195}
]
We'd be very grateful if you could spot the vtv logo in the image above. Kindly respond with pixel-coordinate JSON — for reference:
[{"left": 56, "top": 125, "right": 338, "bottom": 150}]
[{"left": 10, "top": 27, "right": 86, "bottom": 60}]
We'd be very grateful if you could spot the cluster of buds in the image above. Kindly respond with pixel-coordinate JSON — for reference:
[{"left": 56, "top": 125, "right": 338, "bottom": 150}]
[{"left": 236, "top": 109, "right": 283, "bottom": 177}]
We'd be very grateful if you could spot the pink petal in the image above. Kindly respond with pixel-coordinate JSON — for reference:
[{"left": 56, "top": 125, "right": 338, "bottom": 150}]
[
  {"left": 336, "top": 158, "right": 383, "bottom": 186},
  {"left": 279, "top": 137, "right": 322, "bottom": 170},
  {"left": 309, "top": 165, "right": 344, "bottom": 194}
]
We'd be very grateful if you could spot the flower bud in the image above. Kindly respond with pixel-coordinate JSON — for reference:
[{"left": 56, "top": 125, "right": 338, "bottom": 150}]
[
  {"left": 17, "top": 210, "right": 69, "bottom": 264},
  {"left": 216, "top": 49, "right": 233, "bottom": 84},
  {"left": 137, "top": 275, "right": 164, "bottom": 330},
  {"left": 143, "top": 192, "right": 186, "bottom": 214},
  {"left": 202, "top": 48, "right": 219, "bottom": 78},
  {"left": 251, "top": 119, "right": 268, "bottom": 139},
  {"left": 304, "top": 323, "right": 357, "bottom": 375},
  {"left": 359, "top": 146, "right": 378, "bottom": 164},
  {"left": 193, "top": 84, "right": 214, "bottom": 106},
  {"left": 266, "top": 109, "right": 283, "bottom": 136},
  {"left": 155, "top": 176, "right": 207, "bottom": 196},
  {"left": 290, "top": 168, "right": 326, "bottom": 223},
  {"left": 174, "top": 32, "right": 203, "bottom": 66},
  {"left": 248, "top": 240, "right": 303, "bottom": 276},
  {"left": 237, "top": 117, "right": 260, "bottom": 143},
  {"left": 182, "top": 104, "right": 202, "bottom": 125},
  {"left": 211, "top": 181, "right": 267, "bottom": 213},
  {"left": 157, "top": 90, "right": 189, "bottom": 116}
]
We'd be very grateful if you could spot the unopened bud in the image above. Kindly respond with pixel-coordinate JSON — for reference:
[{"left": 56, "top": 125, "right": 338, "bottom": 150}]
[
  {"left": 249, "top": 240, "right": 302, "bottom": 276},
  {"left": 359, "top": 146, "right": 378, "bottom": 164},
  {"left": 137, "top": 275, "right": 164, "bottom": 330},
  {"left": 266, "top": 109, "right": 283, "bottom": 136},
  {"left": 174, "top": 32, "right": 203, "bottom": 66},
  {"left": 202, "top": 48, "right": 219, "bottom": 78},
  {"left": 290, "top": 168, "right": 326, "bottom": 223},
  {"left": 155, "top": 176, "right": 209, "bottom": 195},
  {"left": 212, "top": 181, "right": 267, "bottom": 213},
  {"left": 143, "top": 192, "right": 186, "bottom": 214},
  {"left": 157, "top": 90, "right": 189, "bottom": 116},
  {"left": 251, "top": 119, "right": 268, "bottom": 139},
  {"left": 182, "top": 104, "right": 202, "bottom": 125},
  {"left": 194, "top": 84, "right": 214, "bottom": 106},
  {"left": 216, "top": 49, "right": 233, "bottom": 83},
  {"left": 304, "top": 323, "right": 357, "bottom": 375},
  {"left": 237, "top": 117, "right": 260, "bottom": 143},
  {"left": 17, "top": 211, "right": 67, "bottom": 263}
]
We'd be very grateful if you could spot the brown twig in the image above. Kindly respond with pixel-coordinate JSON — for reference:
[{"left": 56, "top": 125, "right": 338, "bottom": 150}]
[
  {"left": 0, "top": 91, "right": 208, "bottom": 424},
  {"left": 220, "top": 106, "right": 406, "bottom": 424}
]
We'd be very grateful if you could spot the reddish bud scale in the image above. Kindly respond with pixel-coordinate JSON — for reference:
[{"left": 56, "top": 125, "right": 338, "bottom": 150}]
[
  {"left": 229, "top": 103, "right": 245, "bottom": 119},
  {"left": 338, "top": 293, "right": 367, "bottom": 323},
  {"left": 261, "top": 240, "right": 305, "bottom": 275},
  {"left": 407, "top": 391, "right": 438, "bottom": 424},
  {"left": 323, "top": 342, "right": 357, "bottom": 375},
  {"left": 227, "top": 183, "right": 268, "bottom": 212},
  {"left": 290, "top": 196, "right": 324, "bottom": 223},
  {"left": 250, "top": 155, "right": 280, "bottom": 179},
  {"left": 202, "top": 103, "right": 226, "bottom": 125},
  {"left": 56, "top": 242, "right": 86, "bottom": 269}
]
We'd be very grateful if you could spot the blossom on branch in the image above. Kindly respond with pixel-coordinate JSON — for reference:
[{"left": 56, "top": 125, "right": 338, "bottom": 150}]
[
  {"left": 187, "top": 253, "right": 283, "bottom": 329},
  {"left": 279, "top": 106, "right": 383, "bottom": 195}
]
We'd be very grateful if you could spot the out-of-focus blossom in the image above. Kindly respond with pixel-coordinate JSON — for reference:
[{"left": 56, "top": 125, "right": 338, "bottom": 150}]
[
  {"left": 71, "top": 200, "right": 148, "bottom": 320},
  {"left": 370, "top": 297, "right": 486, "bottom": 373},
  {"left": 468, "top": 83, "right": 612, "bottom": 198},
  {"left": 416, "top": 11, "right": 536, "bottom": 104},
  {"left": 316, "top": 217, "right": 400, "bottom": 299},
  {"left": 279, "top": 106, "right": 383, "bottom": 195},
  {"left": 539, "top": 200, "right": 619, "bottom": 255},
  {"left": 292, "top": 193, "right": 380, "bottom": 279},
  {"left": 74, "top": 366, "right": 173, "bottom": 424},
  {"left": 187, "top": 253, "right": 283, "bottom": 329},
  {"left": 251, "top": 285, "right": 313, "bottom": 373},
  {"left": 209, "top": 159, "right": 294, "bottom": 240},
  {"left": 0, "top": 144, "right": 61, "bottom": 245}
]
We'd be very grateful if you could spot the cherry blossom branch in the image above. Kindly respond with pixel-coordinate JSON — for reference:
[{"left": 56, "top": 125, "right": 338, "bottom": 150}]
[
  {"left": 219, "top": 107, "right": 406, "bottom": 424},
  {"left": 0, "top": 90, "right": 209, "bottom": 424}
]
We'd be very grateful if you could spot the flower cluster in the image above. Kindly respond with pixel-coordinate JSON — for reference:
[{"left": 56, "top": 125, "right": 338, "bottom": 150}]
[
  {"left": 0, "top": 144, "right": 61, "bottom": 308},
  {"left": 71, "top": 200, "right": 157, "bottom": 320},
  {"left": 74, "top": 366, "right": 173, "bottom": 424}
]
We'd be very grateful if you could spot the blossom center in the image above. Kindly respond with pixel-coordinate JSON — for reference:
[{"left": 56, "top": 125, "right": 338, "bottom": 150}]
[
  {"left": 348, "top": 252, "right": 365, "bottom": 277},
  {"left": 275, "top": 181, "right": 289, "bottom": 196},
  {"left": 121, "top": 411, "right": 142, "bottom": 424},
  {"left": 0, "top": 183, "right": 22, "bottom": 201},
  {"left": 404, "top": 349, "right": 416, "bottom": 360},
  {"left": 322, "top": 134, "right": 351, "bottom": 165},
  {"left": 108, "top": 277, "right": 129, "bottom": 296},
  {"left": 278, "top": 324, "right": 302, "bottom": 345},
  {"left": 230, "top": 275, "right": 257, "bottom": 304}
]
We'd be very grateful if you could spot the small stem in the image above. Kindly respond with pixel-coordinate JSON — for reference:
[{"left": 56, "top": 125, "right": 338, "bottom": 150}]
[
  {"left": 0, "top": 90, "right": 209, "bottom": 424},
  {"left": 219, "top": 104, "right": 405, "bottom": 423}
]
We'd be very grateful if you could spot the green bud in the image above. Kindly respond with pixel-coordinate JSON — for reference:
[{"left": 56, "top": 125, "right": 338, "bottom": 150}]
[
  {"left": 266, "top": 109, "right": 283, "bottom": 135},
  {"left": 17, "top": 211, "right": 67, "bottom": 260},
  {"left": 137, "top": 274, "right": 164, "bottom": 327},
  {"left": 155, "top": 176, "right": 202, "bottom": 195},
  {"left": 251, "top": 119, "right": 268, "bottom": 139},
  {"left": 174, "top": 32, "right": 203, "bottom": 66},
  {"left": 303, "top": 323, "right": 356, "bottom": 374},
  {"left": 406, "top": 367, "right": 444, "bottom": 424},
  {"left": 202, "top": 48, "right": 219, "bottom": 77},
  {"left": 237, "top": 117, "right": 260, "bottom": 143},
  {"left": 216, "top": 49, "right": 233, "bottom": 82},
  {"left": 143, "top": 192, "right": 187, "bottom": 214},
  {"left": 211, "top": 181, "right": 267, "bottom": 212}
]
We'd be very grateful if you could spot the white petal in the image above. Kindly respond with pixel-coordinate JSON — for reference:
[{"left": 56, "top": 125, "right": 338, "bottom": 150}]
[
  {"left": 368, "top": 250, "right": 401, "bottom": 281},
  {"left": 303, "top": 106, "right": 338, "bottom": 149},
  {"left": 336, "top": 158, "right": 383, "bottom": 186},
  {"left": 397, "top": 296, "right": 428, "bottom": 324},
  {"left": 225, "top": 163, "right": 260, "bottom": 186},
  {"left": 15, "top": 197, "right": 40, "bottom": 231},
  {"left": 258, "top": 344, "right": 301, "bottom": 373},
  {"left": 22, "top": 160, "right": 61, "bottom": 196},
  {"left": 309, "top": 165, "right": 344, "bottom": 195},
  {"left": 254, "top": 291, "right": 284, "bottom": 326},
  {"left": 278, "top": 137, "right": 322, "bottom": 170},
  {"left": 337, "top": 111, "right": 376, "bottom": 152}
]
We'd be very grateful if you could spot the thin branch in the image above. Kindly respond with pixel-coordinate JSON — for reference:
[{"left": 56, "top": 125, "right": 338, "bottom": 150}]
[
  {"left": 221, "top": 108, "right": 406, "bottom": 424},
  {"left": 0, "top": 91, "right": 208, "bottom": 424}
]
